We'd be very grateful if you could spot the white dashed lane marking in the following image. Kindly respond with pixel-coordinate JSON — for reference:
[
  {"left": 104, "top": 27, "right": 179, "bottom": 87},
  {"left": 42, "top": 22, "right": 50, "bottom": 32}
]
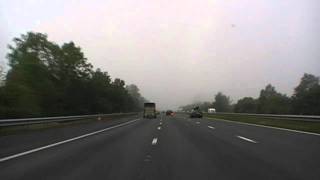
[
  {"left": 152, "top": 138, "right": 158, "bottom": 145},
  {"left": 236, "top": 135, "right": 257, "bottom": 143}
]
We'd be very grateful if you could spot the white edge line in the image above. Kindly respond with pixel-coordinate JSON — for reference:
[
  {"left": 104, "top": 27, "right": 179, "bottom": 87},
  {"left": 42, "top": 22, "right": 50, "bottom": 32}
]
[
  {"left": 207, "top": 117, "right": 320, "bottom": 136},
  {"left": 152, "top": 138, "right": 158, "bottom": 145},
  {"left": 0, "top": 118, "right": 140, "bottom": 163},
  {"left": 208, "top": 126, "right": 215, "bottom": 129},
  {"left": 237, "top": 135, "right": 257, "bottom": 143}
]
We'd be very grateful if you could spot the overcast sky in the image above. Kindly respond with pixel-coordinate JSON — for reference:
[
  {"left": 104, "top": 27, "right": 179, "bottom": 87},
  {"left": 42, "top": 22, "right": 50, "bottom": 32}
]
[{"left": 1, "top": 0, "right": 319, "bottom": 110}]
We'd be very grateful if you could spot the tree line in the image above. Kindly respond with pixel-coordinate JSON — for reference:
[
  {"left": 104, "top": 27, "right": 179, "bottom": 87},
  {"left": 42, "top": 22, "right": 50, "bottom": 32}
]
[
  {"left": 180, "top": 73, "right": 320, "bottom": 115},
  {"left": 0, "top": 32, "right": 147, "bottom": 119}
]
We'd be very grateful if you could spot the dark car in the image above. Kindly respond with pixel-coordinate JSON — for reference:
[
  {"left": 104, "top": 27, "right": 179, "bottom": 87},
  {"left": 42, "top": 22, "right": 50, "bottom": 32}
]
[
  {"left": 166, "top": 110, "right": 173, "bottom": 116},
  {"left": 190, "top": 107, "right": 203, "bottom": 118}
]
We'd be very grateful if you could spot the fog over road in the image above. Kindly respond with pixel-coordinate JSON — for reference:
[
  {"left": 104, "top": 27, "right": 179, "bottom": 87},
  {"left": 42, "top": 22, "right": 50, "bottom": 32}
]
[{"left": 1, "top": 1, "right": 320, "bottom": 109}]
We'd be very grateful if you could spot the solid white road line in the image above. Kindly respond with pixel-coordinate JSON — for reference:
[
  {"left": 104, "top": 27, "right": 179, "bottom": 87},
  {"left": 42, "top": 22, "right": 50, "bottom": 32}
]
[
  {"left": 0, "top": 118, "right": 140, "bottom": 163},
  {"left": 152, "top": 138, "right": 158, "bottom": 145},
  {"left": 207, "top": 117, "right": 320, "bottom": 136},
  {"left": 157, "top": 126, "right": 161, "bottom": 130},
  {"left": 208, "top": 126, "right": 215, "bottom": 129},
  {"left": 236, "top": 135, "right": 257, "bottom": 143}
]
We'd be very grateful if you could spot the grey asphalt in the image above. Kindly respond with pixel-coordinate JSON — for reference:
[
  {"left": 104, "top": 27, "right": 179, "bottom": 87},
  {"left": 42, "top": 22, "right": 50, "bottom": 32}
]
[{"left": 0, "top": 113, "right": 319, "bottom": 180}]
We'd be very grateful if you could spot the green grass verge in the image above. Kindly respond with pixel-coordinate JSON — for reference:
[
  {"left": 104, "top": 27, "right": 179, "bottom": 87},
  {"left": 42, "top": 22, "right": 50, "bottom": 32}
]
[
  {"left": 206, "top": 114, "right": 320, "bottom": 134},
  {"left": 0, "top": 115, "right": 130, "bottom": 137},
  {"left": 0, "top": 114, "right": 139, "bottom": 137},
  {"left": 0, "top": 118, "right": 99, "bottom": 137}
]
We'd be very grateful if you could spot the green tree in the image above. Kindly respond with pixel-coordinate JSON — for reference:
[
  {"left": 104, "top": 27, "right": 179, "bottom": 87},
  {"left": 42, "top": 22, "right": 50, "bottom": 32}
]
[
  {"left": 234, "top": 97, "right": 258, "bottom": 113},
  {"left": 5, "top": 32, "right": 58, "bottom": 117},
  {"left": 126, "top": 84, "right": 146, "bottom": 111},
  {"left": 0, "top": 32, "right": 145, "bottom": 118},
  {"left": 179, "top": 101, "right": 213, "bottom": 112},
  {"left": 109, "top": 78, "right": 129, "bottom": 112},
  {"left": 212, "top": 92, "right": 231, "bottom": 112},
  {"left": 0, "top": 64, "right": 5, "bottom": 86},
  {"left": 257, "top": 84, "right": 291, "bottom": 114},
  {"left": 0, "top": 64, "right": 7, "bottom": 117},
  {"left": 292, "top": 73, "right": 320, "bottom": 115},
  {"left": 86, "top": 69, "right": 113, "bottom": 113},
  {"left": 55, "top": 42, "right": 93, "bottom": 115},
  {"left": 199, "top": 102, "right": 212, "bottom": 111}
]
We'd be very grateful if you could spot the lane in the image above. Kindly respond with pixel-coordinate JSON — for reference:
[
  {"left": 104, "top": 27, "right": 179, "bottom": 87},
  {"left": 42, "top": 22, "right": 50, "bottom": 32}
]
[
  {"left": 1, "top": 113, "right": 319, "bottom": 180},
  {"left": 0, "top": 115, "right": 140, "bottom": 157},
  {"left": 139, "top": 115, "right": 216, "bottom": 180},
  {"left": 207, "top": 116, "right": 320, "bottom": 136},
  {"left": 0, "top": 117, "right": 159, "bottom": 180},
  {"left": 141, "top": 115, "right": 299, "bottom": 180},
  {"left": 199, "top": 114, "right": 320, "bottom": 178},
  {"left": 0, "top": 118, "right": 140, "bottom": 162},
  {"left": 177, "top": 114, "right": 320, "bottom": 179}
]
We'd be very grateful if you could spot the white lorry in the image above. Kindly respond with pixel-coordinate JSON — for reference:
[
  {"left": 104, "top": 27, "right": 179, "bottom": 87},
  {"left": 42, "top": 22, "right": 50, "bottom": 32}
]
[{"left": 208, "top": 108, "right": 216, "bottom": 114}]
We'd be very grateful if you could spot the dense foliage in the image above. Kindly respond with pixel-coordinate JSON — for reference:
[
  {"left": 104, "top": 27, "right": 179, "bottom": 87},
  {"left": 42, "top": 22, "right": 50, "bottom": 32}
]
[
  {"left": 0, "top": 32, "right": 146, "bottom": 118},
  {"left": 212, "top": 92, "right": 232, "bottom": 112},
  {"left": 181, "top": 74, "right": 320, "bottom": 115},
  {"left": 180, "top": 92, "right": 233, "bottom": 113},
  {"left": 179, "top": 101, "right": 212, "bottom": 112}
]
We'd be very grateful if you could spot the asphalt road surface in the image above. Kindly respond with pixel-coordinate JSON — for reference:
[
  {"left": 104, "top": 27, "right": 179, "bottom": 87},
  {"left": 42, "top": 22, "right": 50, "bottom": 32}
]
[{"left": 0, "top": 114, "right": 319, "bottom": 180}]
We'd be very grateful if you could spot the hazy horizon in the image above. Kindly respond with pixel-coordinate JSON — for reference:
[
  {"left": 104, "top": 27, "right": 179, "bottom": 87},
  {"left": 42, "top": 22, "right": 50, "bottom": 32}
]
[{"left": 1, "top": 0, "right": 319, "bottom": 110}]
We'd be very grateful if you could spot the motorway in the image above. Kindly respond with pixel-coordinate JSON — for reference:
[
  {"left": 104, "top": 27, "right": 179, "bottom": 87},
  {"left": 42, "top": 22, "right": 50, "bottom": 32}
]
[{"left": 0, "top": 114, "right": 320, "bottom": 180}]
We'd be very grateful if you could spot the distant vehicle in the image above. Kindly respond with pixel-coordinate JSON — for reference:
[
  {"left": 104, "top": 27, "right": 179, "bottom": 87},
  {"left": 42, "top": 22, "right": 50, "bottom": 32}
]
[
  {"left": 190, "top": 106, "right": 203, "bottom": 118},
  {"left": 208, "top": 108, "right": 216, "bottom": 113},
  {"left": 166, "top": 110, "right": 173, "bottom": 116},
  {"left": 143, "top": 103, "right": 157, "bottom": 118}
]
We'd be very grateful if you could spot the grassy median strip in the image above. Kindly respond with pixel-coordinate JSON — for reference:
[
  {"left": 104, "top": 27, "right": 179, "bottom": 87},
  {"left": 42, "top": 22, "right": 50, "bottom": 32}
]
[
  {"left": 0, "top": 114, "right": 140, "bottom": 137},
  {"left": 0, "top": 118, "right": 99, "bottom": 137},
  {"left": 206, "top": 114, "right": 320, "bottom": 134},
  {"left": 0, "top": 115, "right": 130, "bottom": 137}
]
